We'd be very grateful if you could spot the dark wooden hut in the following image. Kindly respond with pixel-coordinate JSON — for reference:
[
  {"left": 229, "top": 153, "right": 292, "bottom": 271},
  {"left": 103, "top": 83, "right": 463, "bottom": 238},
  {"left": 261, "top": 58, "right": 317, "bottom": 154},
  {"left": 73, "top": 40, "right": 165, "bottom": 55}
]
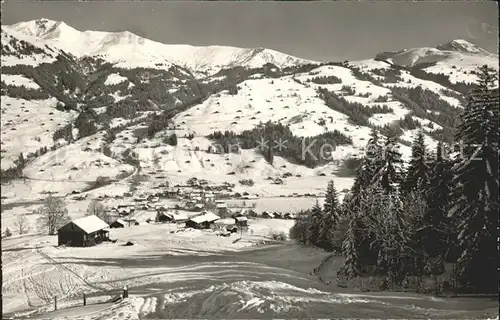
[{"left": 57, "top": 215, "right": 109, "bottom": 247}]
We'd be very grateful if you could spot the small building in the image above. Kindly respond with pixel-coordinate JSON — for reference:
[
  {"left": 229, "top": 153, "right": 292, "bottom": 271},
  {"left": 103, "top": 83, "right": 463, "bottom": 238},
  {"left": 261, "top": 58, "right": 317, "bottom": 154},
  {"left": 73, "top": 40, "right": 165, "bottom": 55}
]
[
  {"left": 57, "top": 215, "right": 109, "bottom": 247},
  {"left": 216, "top": 203, "right": 229, "bottom": 216},
  {"left": 246, "top": 209, "right": 257, "bottom": 217},
  {"left": 283, "top": 213, "right": 294, "bottom": 220},
  {"left": 235, "top": 216, "right": 248, "bottom": 227},
  {"left": 157, "top": 211, "right": 173, "bottom": 223},
  {"left": 110, "top": 218, "right": 126, "bottom": 228},
  {"left": 122, "top": 218, "right": 139, "bottom": 226},
  {"left": 262, "top": 211, "right": 273, "bottom": 219}
]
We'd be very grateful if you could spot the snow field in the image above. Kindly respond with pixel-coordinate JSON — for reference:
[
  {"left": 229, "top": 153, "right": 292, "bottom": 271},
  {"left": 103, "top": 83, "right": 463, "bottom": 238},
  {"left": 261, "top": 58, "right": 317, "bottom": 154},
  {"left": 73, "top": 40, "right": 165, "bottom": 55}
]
[{"left": 0, "top": 96, "right": 78, "bottom": 170}]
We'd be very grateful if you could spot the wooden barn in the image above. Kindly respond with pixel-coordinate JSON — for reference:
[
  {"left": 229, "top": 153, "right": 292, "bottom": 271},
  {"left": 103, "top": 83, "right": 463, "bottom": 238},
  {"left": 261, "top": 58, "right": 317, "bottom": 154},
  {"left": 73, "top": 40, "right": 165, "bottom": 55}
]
[{"left": 57, "top": 215, "right": 109, "bottom": 247}]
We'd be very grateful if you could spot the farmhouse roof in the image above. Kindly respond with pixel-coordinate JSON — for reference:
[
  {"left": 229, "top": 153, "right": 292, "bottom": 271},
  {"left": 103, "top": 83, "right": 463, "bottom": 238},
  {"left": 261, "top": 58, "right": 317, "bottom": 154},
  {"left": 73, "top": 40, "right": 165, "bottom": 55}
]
[
  {"left": 67, "top": 215, "right": 109, "bottom": 234},
  {"left": 173, "top": 213, "right": 189, "bottom": 221},
  {"left": 112, "top": 218, "right": 127, "bottom": 226},
  {"left": 190, "top": 211, "right": 220, "bottom": 224},
  {"left": 235, "top": 216, "right": 248, "bottom": 222},
  {"left": 215, "top": 218, "right": 236, "bottom": 225}
]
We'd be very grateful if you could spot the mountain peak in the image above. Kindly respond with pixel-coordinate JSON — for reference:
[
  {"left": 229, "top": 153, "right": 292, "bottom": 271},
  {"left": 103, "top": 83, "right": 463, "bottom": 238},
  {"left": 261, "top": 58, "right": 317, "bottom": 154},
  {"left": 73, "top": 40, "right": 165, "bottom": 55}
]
[
  {"left": 436, "top": 39, "right": 490, "bottom": 55},
  {"left": 10, "top": 18, "right": 76, "bottom": 39}
]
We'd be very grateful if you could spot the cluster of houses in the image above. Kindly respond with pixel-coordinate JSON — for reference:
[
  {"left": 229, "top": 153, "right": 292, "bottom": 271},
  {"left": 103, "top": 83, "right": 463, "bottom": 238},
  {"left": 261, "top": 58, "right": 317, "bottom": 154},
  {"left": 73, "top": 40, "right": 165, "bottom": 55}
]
[
  {"left": 156, "top": 209, "right": 249, "bottom": 230},
  {"left": 56, "top": 208, "right": 251, "bottom": 247},
  {"left": 261, "top": 211, "right": 297, "bottom": 219}
]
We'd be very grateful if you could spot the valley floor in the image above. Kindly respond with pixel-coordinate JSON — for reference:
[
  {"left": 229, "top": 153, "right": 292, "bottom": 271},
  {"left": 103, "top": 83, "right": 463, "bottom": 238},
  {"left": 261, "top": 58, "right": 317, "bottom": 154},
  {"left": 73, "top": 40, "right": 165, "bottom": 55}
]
[{"left": 2, "top": 220, "right": 498, "bottom": 320}]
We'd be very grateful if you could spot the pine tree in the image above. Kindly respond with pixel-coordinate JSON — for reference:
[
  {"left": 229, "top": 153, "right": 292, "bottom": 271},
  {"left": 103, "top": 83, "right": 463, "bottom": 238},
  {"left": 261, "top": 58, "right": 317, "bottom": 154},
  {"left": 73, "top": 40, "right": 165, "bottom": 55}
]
[
  {"left": 307, "top": 200, "right": 323, "bottom": 246},
  {"left": 372, "top": 136, "right": 404, "bottom": 193},
  {"left": 341, "top": 216, "right": 360, "bottom": 278},
  {"left": 403, "top": 130, "right": 430, "bottom": 193},
  {"left": 318, "top": 181, "right": 341, "bottom": 250},
  {"left": 450, "top": 65, "right": 499, "bottom": 293},
  {"left": 266, "top": 145, "right": 274, "bottom": 165},
  {"left": 348, "top": 129, "right": 384, "bottom": 208},
  {"left": 420, "top": 142, "right": 454, "bottom": 258}
]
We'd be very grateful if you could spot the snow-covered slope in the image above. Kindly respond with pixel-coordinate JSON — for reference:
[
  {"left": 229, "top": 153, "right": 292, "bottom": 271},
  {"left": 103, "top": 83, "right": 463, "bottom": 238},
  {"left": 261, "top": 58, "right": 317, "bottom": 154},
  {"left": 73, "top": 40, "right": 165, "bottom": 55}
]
[
  {"left": 1, "top": 25, "right": 61, "bottom": 67},
  {"left": 374, "top": 39, "right": 498, "bottom": 84},
  {"left": 7, "top": 18, "right": 315, "bottom": 73},
  {"left": 1, "top": 18, "right": 497, "bottom": 203}
]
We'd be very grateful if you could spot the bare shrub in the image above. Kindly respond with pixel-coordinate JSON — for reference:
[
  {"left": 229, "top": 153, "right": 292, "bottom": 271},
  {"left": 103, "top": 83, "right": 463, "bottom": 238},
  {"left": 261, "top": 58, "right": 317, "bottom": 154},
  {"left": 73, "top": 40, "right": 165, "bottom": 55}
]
[
  {"left": 269, "top": 230, "right": 287, "bottom": 241},
  {"left": 35, "top": 195, "right": 70, "bottom": 235},
  {"left": 14, "top": 214, "right": 29, "bottom": 235}
]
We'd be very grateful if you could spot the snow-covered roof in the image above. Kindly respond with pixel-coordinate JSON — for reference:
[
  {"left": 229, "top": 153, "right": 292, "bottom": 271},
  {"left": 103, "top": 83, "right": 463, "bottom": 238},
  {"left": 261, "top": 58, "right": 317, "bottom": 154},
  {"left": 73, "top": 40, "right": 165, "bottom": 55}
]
[
  {"left": 111, "top": 218, "right": 126, "bottom": 226},
  {"left": 215, "top": 218, "right": 236, "bottom": 225},
  {"left": 172, "top": 212, "right": 188, "bottom": 221},
  {"left": 235, "top": 216, "right": 248, "bottom": 222},
  {"left": 68, "top": 215, "right": 109, "bottom": 234},
  {"left": 190, "top": 211, "right": 220, "bottom": 224}
]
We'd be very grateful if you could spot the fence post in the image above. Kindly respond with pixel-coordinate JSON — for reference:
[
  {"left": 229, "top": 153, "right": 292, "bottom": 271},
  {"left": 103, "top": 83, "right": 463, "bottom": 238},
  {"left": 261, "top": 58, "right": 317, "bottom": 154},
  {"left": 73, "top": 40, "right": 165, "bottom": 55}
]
[
  {"left": 83, "top": 293, "right": 86, "bottom": 306},
  {"left": 54, "top": 296, "right": 57, "bottom": 311}
]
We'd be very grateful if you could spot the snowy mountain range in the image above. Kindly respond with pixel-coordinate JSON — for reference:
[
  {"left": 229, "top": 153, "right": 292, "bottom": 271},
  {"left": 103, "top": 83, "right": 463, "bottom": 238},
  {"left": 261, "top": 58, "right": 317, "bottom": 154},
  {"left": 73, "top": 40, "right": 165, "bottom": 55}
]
[
  {"left": 1, "top": 18, "right": 498, "bottom": 202},
  {"left": 5, "top": 18, "right": 314, "bottom": 74}
]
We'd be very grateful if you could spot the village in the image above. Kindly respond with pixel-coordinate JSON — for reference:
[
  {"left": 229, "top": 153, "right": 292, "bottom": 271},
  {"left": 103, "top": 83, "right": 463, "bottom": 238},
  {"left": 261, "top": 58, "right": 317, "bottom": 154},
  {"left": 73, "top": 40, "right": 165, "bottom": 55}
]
[{"left": 59, "top": 177, "right": 300, "bottom": 247}]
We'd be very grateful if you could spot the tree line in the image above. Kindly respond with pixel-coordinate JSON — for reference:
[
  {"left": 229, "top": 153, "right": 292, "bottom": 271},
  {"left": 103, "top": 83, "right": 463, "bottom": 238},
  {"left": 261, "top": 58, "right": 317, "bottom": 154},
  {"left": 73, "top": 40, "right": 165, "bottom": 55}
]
[
  {"left": 290, "top": 66, "right": 498, "bottom": 294},
  {"left": 207, "top": 121, "right": 352, "bottom": 168}
]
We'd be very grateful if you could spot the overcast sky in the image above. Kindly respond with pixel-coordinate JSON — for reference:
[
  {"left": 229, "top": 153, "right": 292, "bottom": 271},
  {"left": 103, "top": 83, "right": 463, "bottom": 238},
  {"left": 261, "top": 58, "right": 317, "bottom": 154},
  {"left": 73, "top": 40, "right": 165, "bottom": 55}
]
[{"left": 2, "top": 1, "right": 498, "bottom": 62}]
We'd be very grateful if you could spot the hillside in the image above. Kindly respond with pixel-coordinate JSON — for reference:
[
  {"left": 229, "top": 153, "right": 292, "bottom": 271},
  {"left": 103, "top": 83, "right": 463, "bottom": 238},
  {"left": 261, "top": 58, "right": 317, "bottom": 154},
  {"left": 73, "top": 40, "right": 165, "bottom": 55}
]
[{"left": 1, "top": 18, "right": 498, "bottom": 209}]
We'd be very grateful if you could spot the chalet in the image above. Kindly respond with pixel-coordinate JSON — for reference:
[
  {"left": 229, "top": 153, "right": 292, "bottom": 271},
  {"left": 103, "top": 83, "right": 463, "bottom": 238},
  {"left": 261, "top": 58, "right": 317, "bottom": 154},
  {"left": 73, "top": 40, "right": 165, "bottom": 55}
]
[
  {"left": 261, "top": 211, "right": 273, "bottom": 219},
  {"left": 215, "top": 218, "right": 236, "bottom": 229},
  {"left": 226, "top": 225, "right": 238, "bottom": 233},
  {"left": 155, "top": 205, "right": 167, "bottom": 211},
  {"left": 117, "top": 203, "right": 135, "bottom": 210},
  {"left": 72, "top": 193, "right": 87, "bottom": 200},
  {"left": 246, "top": 209, "right": 257, "bottom": 217},
  {"left": 192, "top": 196, "right": 203, "bottom": 203},
  {"left": 215, "top": 203, "right": 229, "bottom": 216},
  {"left": 273, "top": 212, "right": 283, "bottom": 219},
  {"left": 163, "top": 190, "right": 178, "bottom": 198},
  {"left": 157, "top": 211, "right": 173, "bottom": 223},
  {"left": 57, "top": 215, "right": 109, "bottom": 247},
  {"left": 118, "top": 207, "right": 133, "bottom": 216},
  {"left": 203, "top": 192, "right": 215, "bottom": 202},
  {"left": 134, "top": 196, "right": 147, "bottom": 203},
  {"left": 283, "top": 213, "right": 295, "bottom": 220},
  {"left": 122, "top": 218, "right": 139, "bottom": 226},
  {"left": 186, "top": 211, "right": 220, "bottom": 229},
  {"left": 110, "top": 219, "right": 126, "bottom": 228},
  {"left": 232, "top": 211, "right": 245, "bottom": 218},
  {"left": 235, "top": 216, "right": 248, "bottom": 227}
]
